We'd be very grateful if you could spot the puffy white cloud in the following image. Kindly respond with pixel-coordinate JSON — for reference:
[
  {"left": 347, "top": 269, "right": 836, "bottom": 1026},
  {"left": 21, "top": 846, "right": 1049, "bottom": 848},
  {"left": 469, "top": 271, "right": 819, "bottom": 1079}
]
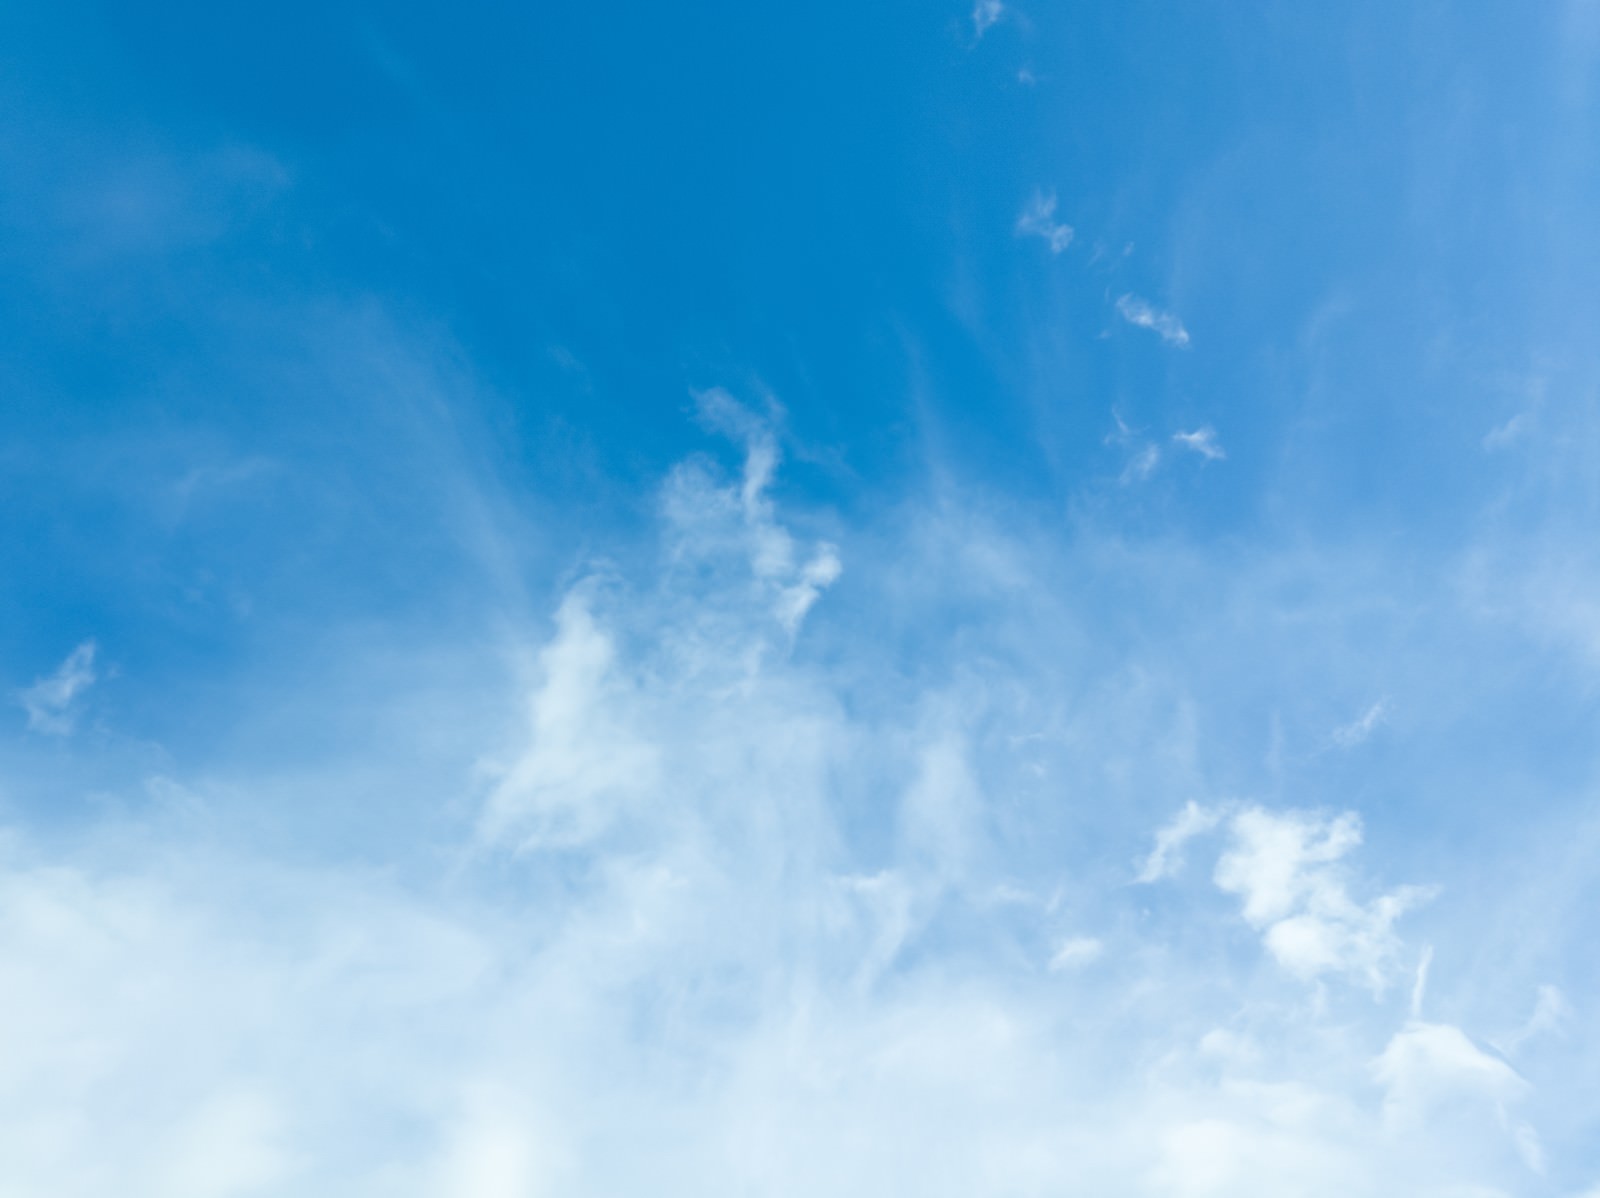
[
  {"left": 1373, "top": 1022, "right": 1527, "bottom": 1128},
  {"left": 1215, "top": 808, "right": 1432, "bottom": 989},
  {"left": 1216, "top": 808, "right": 1364, "bottom": 926}
]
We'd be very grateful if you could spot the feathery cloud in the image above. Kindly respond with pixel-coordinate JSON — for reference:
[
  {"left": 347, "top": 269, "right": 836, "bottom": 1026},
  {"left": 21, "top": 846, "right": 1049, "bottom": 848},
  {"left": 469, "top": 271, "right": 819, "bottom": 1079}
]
[
  {"left": 18, "top": 641, "right": 98, "bottom": 734},
  {"left": 1332, "top": 700, "right": 1389, "bottom": 748},
  {"left": 1117, "top": 294, "right": 1191, "bottom": 347},
  {"left": 0, "top": 403, "right": 1573, "bottom": 1194},
  {"left": 1136, "top": 800, "right": 1220, "bottom": 882},
  {"left": 1172, "top": 426, "right": 1225, "bottom": 461},
  {"left": 1048, "top": 936, "right": 1104, "bottom": 970},
  {"left": 1016, "top": 191, "right": 1074, "bottom": 253}
]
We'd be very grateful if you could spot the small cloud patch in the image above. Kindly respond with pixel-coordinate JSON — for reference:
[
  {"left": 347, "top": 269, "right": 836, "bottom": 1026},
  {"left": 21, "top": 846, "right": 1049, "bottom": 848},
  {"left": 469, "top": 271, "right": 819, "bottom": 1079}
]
[
  {"left": 19, "top": 641, "right": 98, "bottom": 735},
  {"left": 1117, "top": 294, "right": 1190, "bottom": 347},
  {"left": 1016, "top": 191, "right": 1073, "bottom": 254}
]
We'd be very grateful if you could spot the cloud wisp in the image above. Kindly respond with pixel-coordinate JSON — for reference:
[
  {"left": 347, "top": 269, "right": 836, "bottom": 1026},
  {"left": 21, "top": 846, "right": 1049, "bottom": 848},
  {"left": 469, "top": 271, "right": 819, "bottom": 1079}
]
[
  {"left": 1136, "top": 799, "right": 1221, "bottom": 882},
  {"left": 1016, "top": 190, "right": 1074, "bottom": 254},
  {"left": 1173, "top": 426, "right": 1225, "bottom": 461},
  {"left": 18, "top": 641, "right": 98, "bottom": 735},
  {"left": 1117, "top": 293, "right": 1191, "bottom": 347},
  {"left": 0, "top": 401, "right": 1580, "bottom": 1195},
  {"left": 1332, "top": 699, "right": 1389, "bottom": 748},
  {"left": 972, "top": 0, "right": 1004, "bottom": 40}
]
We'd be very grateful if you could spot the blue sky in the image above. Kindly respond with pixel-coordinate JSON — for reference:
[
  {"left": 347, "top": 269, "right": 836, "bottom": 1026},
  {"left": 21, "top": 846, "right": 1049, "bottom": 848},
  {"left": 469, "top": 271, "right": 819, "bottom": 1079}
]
[{"left": 5, "top": 1, "right": 1600, "bottom": 1194}]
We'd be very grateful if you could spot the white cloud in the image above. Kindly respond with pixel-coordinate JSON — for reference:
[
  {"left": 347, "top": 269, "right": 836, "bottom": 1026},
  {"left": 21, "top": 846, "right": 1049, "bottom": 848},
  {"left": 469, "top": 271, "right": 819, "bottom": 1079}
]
[
  {"left": 426, "top": 1083, "right": 572, "bottom": 1198},
  {"left": 674, "top": 388, "right": 843, "bottom": 636},
  {"left": 1215, "top": 808, "right": 1362, "bottom": 926},
  {"left": 0, "top": 408, "right": 1578, "bottom": 1196},
  {"left": 1121, "top": 442, "right": 1162, "bottom": 484},
  {"left": 898, "top": 731, "right": 987, "bottom": 886},
  {"left": 1214, "top": 808, "right": 1432, "bottom": 989},
  {"left": 18, "top": 641, "right": 98, "bottom": 734},
  {"left": 1173, "top": 426, "right": 1225, "bottom": 461},
  {"left": 1197, "top": 1028, "right": 1260, "bottom": 1067},
  {"left": 477, "top": 591, "right": 660, "bottom": 850},
  {"left": 1500, "top": 984, "right": 1571, "bottom": 1054},
  {"left": 1136, "top": 799, "right": 1220, "bottom": 882},
  {"left": 1108, "top": 408, "right": 1165, "bottom": 483},
  {"left": 1410, "top": 946, "right": 1433, "bottom": 1019},
  {"left": 972, "top": 0, "right": 1004, "bottom": 39},
  {"left": 1373, "top": 1022, "right": 1527, "bottom": 1123},
  {"left": 1117, "top": 294, "right": 1191, "bottom": 347},
  {"left": 1048, "top": 936, "right": 1103, "bottom": 970},
  {"left": 1015, "top": 190, "right": 1074, "bottom": 254},
  {"left": 1483, "top": 410, "right": 1533, "bottom": 449},
  {"left": 1332, "top": 699, "right": 1389, "bottom": 748},
  {"left": 155, "top": 1089, "right": 292, "bottom": 1198}
]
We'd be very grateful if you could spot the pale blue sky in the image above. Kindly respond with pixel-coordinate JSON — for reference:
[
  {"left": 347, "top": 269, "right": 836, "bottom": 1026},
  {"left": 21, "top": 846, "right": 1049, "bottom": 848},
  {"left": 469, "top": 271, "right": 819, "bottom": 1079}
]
[{"left": 4, "top": 2, "right": 1600, "bottom": 1194}]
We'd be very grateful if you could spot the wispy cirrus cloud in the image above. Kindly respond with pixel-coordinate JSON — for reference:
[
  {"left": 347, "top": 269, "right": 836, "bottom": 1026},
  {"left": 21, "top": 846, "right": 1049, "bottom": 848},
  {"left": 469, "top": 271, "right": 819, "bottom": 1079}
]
[
  {"left": 1136, "top": 799, "right": 1220, "bottom": 882},
  {"left": 18, "top": 641, "right": 98, "bottom": 735},
  {"left": 0, "top": 398, "right": 1587, "bottom": 1195},
  {"left": 1048, "top": 935, "right": 1104, "bottom": 970},
  {"left": 1117, "top": 293, "right": 1191, "bottom": 346},
  {"left": 1015, "top": 190, "right": 1073, "bottom": 253},
  {"left": 972, "top": 0, "right": 1004, "bottom": 40},
  {"left": 7, "top": 2, "right": 1600, "bottom": 1192},
  {"left": 1332, "top": 699, "right": 1389, "bottom": 748},
  {"left": 1173, "top": 425, "right": 1225, "bottom": 461}
]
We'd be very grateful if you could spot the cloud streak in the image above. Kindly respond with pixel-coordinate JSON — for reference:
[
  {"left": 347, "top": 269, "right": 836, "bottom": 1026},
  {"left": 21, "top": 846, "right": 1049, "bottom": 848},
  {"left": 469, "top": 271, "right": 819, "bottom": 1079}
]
[
  {"left": 0, "top": 400, "right": 1587, "bottom": 1195},
  {"left": 1117, "top": 294, "right": 1191, "bottom": 346},
  {"left": 1173, "top": 426, "right": 1225, "bottom": 461},
  {"left": 18, "top": 641, "right": 98, "bottom": 734}
]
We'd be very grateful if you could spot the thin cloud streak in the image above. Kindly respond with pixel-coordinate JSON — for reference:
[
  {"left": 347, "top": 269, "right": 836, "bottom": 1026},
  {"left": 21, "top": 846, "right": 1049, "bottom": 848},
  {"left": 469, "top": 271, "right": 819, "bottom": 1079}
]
[
  {"left": 1117, "top": 294, "right": 1191, "bottom": 346},
  {"left": 1173, "top": 426, "right": 1225, "bottom": 461},
  {"left": 18, "top": 641, "right": 98, "bottom": 734}
]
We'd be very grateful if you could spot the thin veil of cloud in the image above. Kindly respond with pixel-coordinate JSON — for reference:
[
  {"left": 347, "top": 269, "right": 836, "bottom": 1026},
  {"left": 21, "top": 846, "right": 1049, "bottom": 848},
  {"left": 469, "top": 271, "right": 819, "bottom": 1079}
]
[
  {"left": 6, "top": 9, "right": 1600, "bottom": 1189},
  {"left": 1173, "top": 426, "right": 1225, "bottom": 461},
  {"left": 1332, "top": 699, "right": 1389, "bottom": 748},
  {"left": 0, "top": 404, "right": 1583, "bottom": 1195},
  {"left": 18, "top": 641, "right": 98, "bottom": 734},
  {"left": 972, "top": 0, "right": 1004, "bottom": 40},
  {"left": 1016, "top": 190, "right": 1074, "bottom": 253},
  {"left": 1117, "top": 294, "right": 1191, "bottom": 347}
]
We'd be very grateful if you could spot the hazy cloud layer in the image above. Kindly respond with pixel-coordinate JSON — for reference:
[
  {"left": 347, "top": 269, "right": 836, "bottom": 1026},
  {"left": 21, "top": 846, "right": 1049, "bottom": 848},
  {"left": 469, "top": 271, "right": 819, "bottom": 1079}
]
[{"left": 0, "top": 410, "right": 1588, "bottom": 1195}]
